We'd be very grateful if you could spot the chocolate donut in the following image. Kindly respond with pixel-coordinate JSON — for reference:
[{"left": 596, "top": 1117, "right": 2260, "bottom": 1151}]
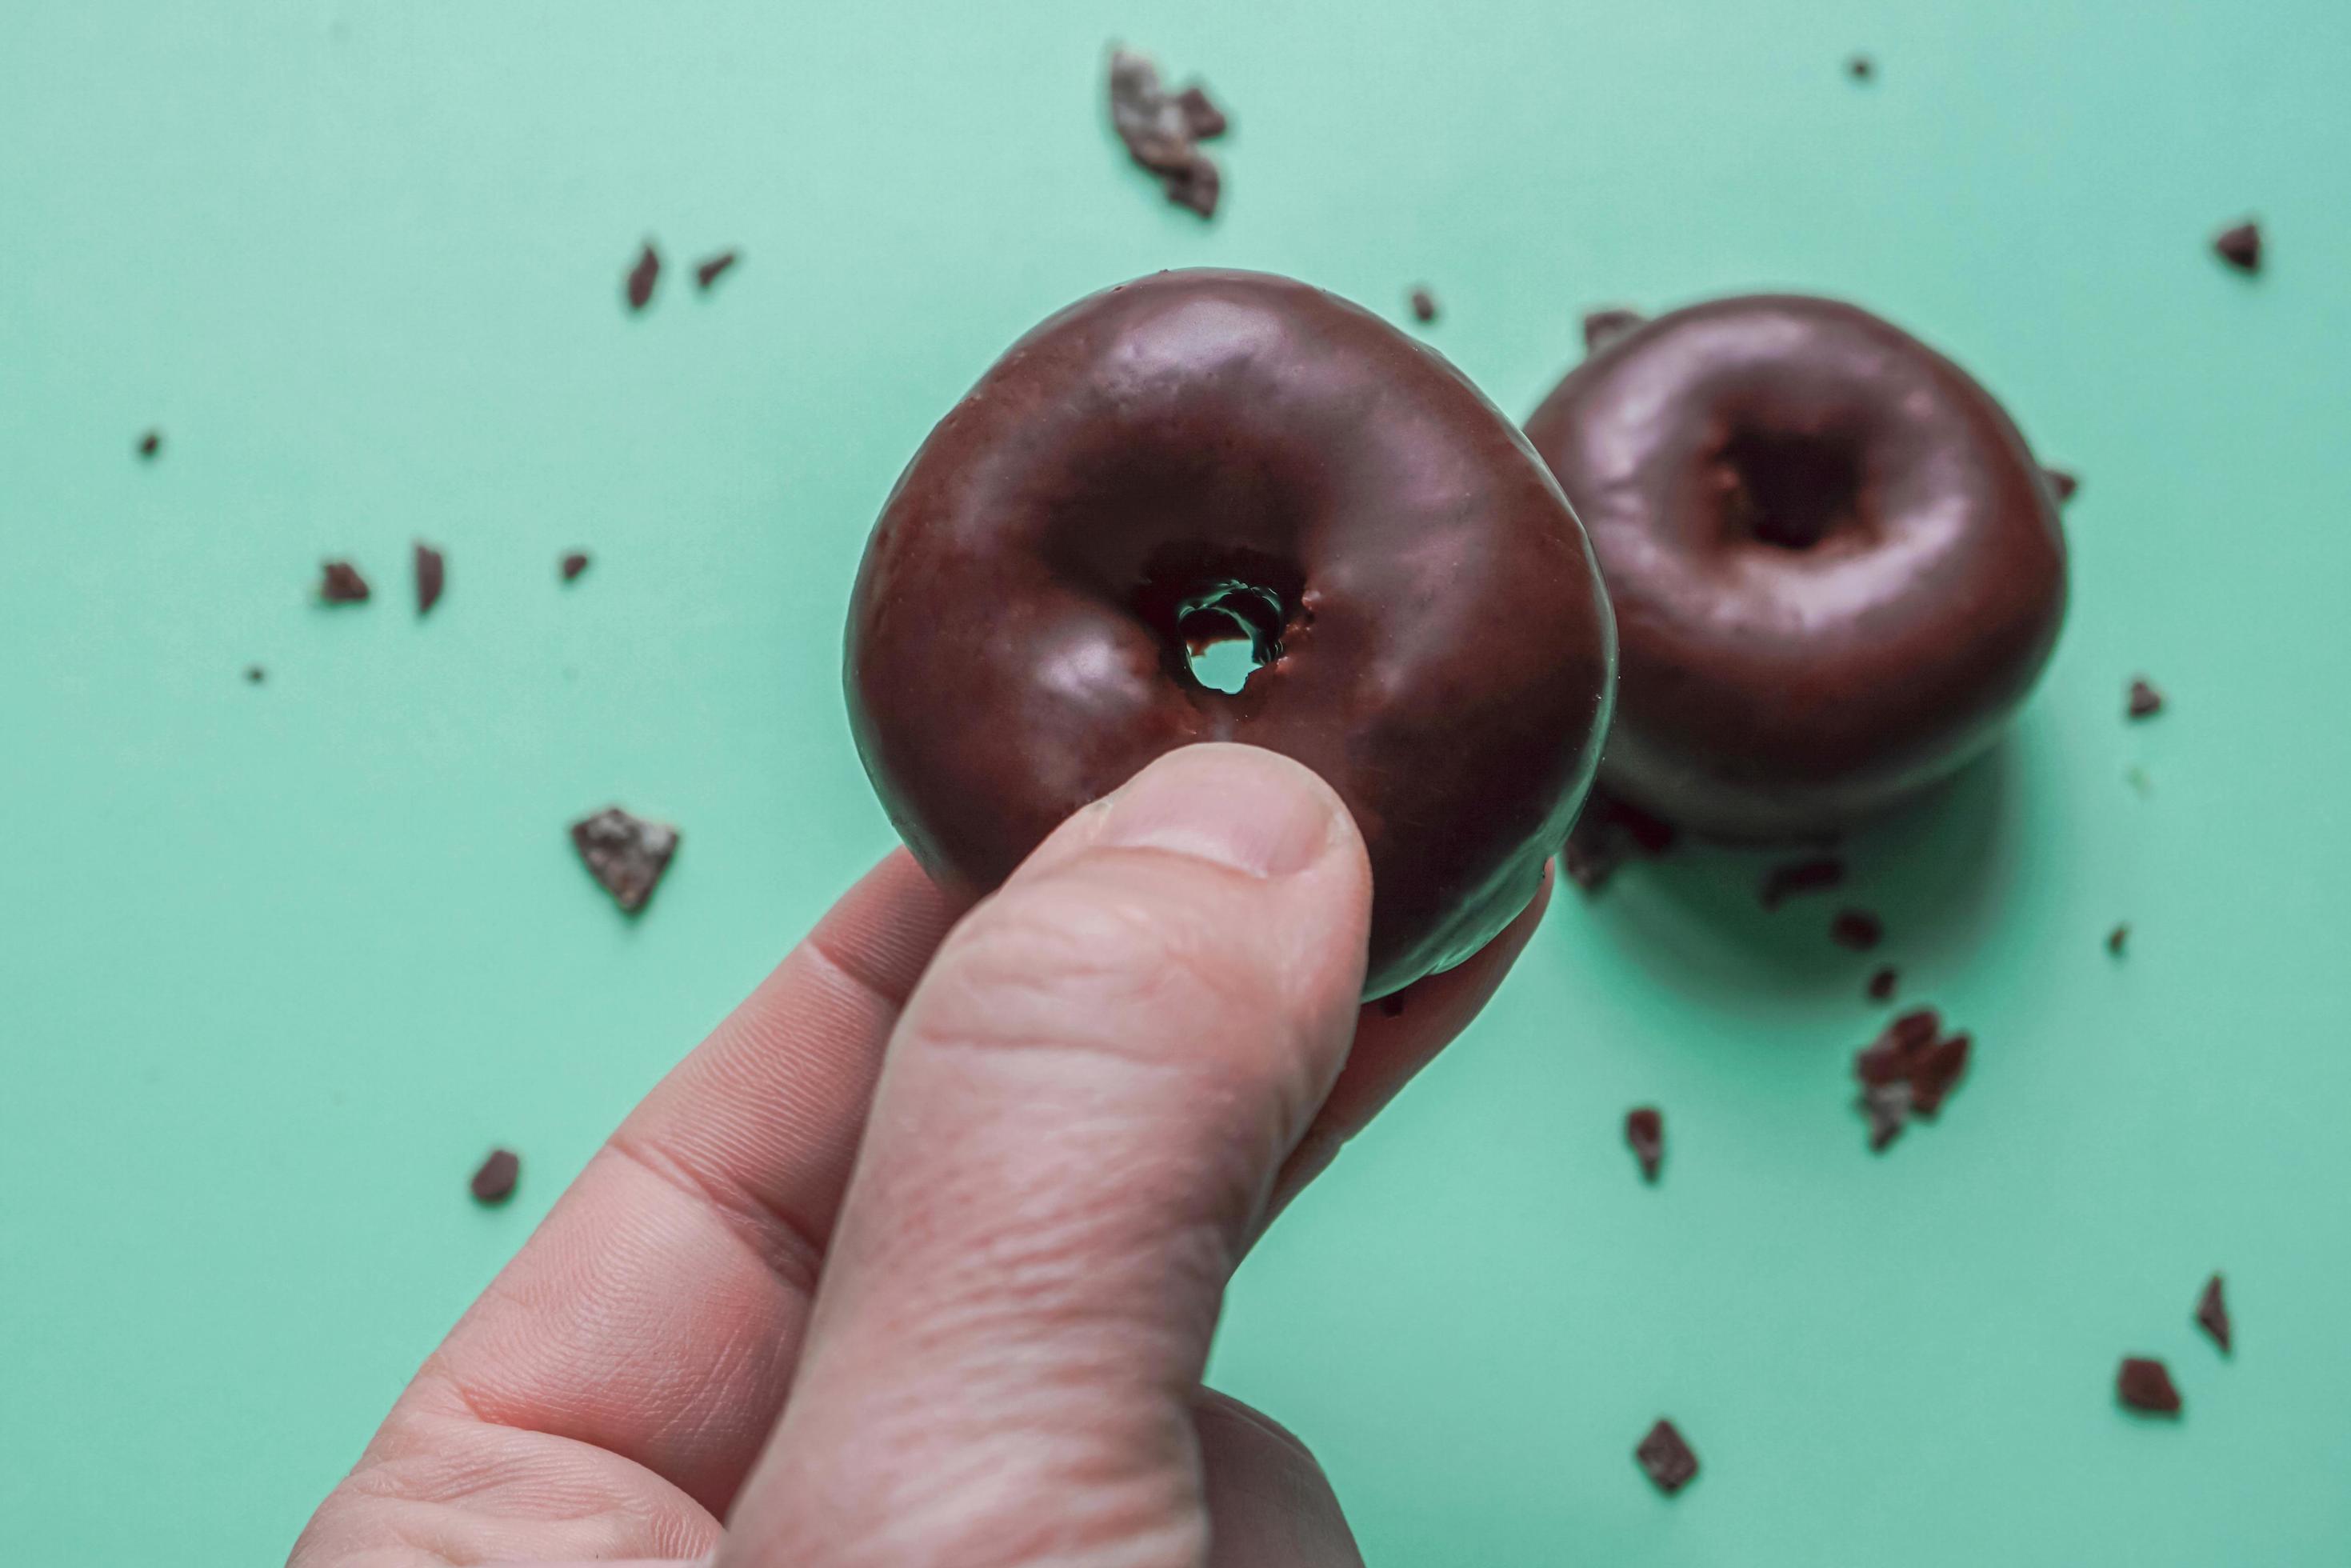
[
  {"left": 1525, "top": 295, "right": 2066, "bottom": 842},
  {"left": 848, "top": 270, "right": 1615, "bottom": 996}
]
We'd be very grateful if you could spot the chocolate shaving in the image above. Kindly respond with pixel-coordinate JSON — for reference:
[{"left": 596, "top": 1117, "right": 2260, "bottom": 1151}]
[
  {"left": 2107, "top": 923, "right": 2130, "bottom": 956},
  {"left": 414, "top": 542, "right": 446, "bottom": 616},
  {"left": 1853, "top": 1007, "right": 1970, "bottom": 1149},
  {"left": 2195, "top": 1274, "right": 2231, "bottom": 1354},
  {"left": 2117, "top": 1356, "right": 2181, "bottom": 1416},
  {"left": 1109, "top": 49, "right": 1228, "bottom": 218},
  {"left": 244, "top": 665, "right": 266, "bottom": 684},
  {"left": 624, "top": 241, "right": 662, "bottom": 312},
  {"left": 570, "top": 806, "right": 680, "bottom": 914},
  {"left": 318, "top": 561, "right": 370, "bottom": 603},
  {"left": 470, "top": 1148, "right": 521, "bottom": 1205},
  {"left": 1847, "top": 53, "right": 1875, "bottom": 79},
  {"left": 1625, "top": 1106, "right": 1664, "bottom": 1182},
  {"left": 1865, "top": 966, "right": 1898, "bottom": 1002},
  {"left": 2044, "top": 466, "right": 2079, "bottom": 503},
  {"left": 1409, "top": 286, "right": 1439, "bottom": 324},
  {"left": 1830, "top": 909, "right": 1884, "bottom": 950},
  {"left": 1582, "top": 307, "right": 1645, "bottom": 355},
  {"left": 1564, "top": 790, "right": 1678, "bottom": 893},
  {"left": 2213, "top": 220, "right": 2261, "bottom": 274},
  {"left": 1760, "top": 856, "right": 1845, "bottom": 909},
  {"left": 2127, "top": 678, "right": 2164, "bottom": 719},
  {"left": 560, "top": 550, "right": 591, "bottom": 582},
  {"left": 694, "top": 250, "right": 739, "bottom": 291},
  {"left": 136, "top": 430, "right": 162, "bottom": 460},
  {"left": 1635, "top": 1419, "right": 1699, "bottom": 1494}
]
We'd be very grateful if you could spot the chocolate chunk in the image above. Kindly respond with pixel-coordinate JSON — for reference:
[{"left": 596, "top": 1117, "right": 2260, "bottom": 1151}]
[
  {"left": 694, "top": 250, "right": 739, "bottom": 290},
  {"left": 1174, "top": 84, "right": 1229, "bottom": 140},
  {"left": 136, "top": 429, "right": 162, "bottom": 460},
  {"left": 2117, "top": 1356, "right": 2181, "bottom": 1416},
  {"left": 1760, "top": 856, "right": 1845, "bottom": 909},
  {"left": 318, "top": 561, "right": 370, "bottom": 603},
  {"left": 1409, "top": 286, "right": 1439, "bottom": 325},
  {"left": 1907, "top": 1033, "right": 1970, "bottom": 1118},
  {"left": 2127, "top": 678, "right": 2164, "bottom": 719},
  {"left": 1634, "top": 1419, "right": 1699, "bottom": 1494},
  {"left": 1564, "top": 790, "right": 1679, "bottom": 893},
  {"left": 2213, "top": 220, "right": 2262, "bottom": 274},
  {"left": 1847, "top": 53, "right": 1874, "bottom": 79},
  {"left": 414, "top": 542, "right": 446, "bottom": 616},
  {"left": 1625, "top": 1106, "right": 1664, "bottom": 1182},
  {"left": 470, "top": 1148, "right": 521, "bottom": 1205},
  {"left": 1378, "top": 994, "right": 1407, "bottom": 1018},
  {"left": 1109, "top": 49, "right": 1227, "bottom": 219},
  {"left": 560, "top": 550, "right": 591, "bottom": 582},
  {"left": 1581, "top": 306, "right": 1645, "bottom": 355},
  {"left": 1830, "top": 908, "right": 1884, "bottom": 950},
  {"left": 570, "top": 806, "right": 680, "bottom": 914},
  {"left": 1865, "top": 965, "right": 1898, "bottom": 1002},
  {"left": 2107, "top": 922, "right": 2130, "bottom": 956},
  {"left": 244, "top": 665, "right": 266, "bottom": 684},
  {"left": 2044, "top": 466, "right": 2079, "bottom": 503},
  {"left": 1854, "top": 1008, "right": 1969, "bottom": 1148},
  {"left": 2195, "top": 1274, "right": 2231, "bottom": 1354},
  {"left": 624, "top": 241, "right": 662, "bottom": 312}
]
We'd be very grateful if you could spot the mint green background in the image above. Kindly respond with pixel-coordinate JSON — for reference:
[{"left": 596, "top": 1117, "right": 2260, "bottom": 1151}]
[{"left": 6, "top": 1, "right": 2349, "bottom": 1562}]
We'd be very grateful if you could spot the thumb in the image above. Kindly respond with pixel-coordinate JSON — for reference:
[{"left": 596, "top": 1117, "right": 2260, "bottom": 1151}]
[{"left": 720, "top": 742, "right": 1371, "bottom": 1567}]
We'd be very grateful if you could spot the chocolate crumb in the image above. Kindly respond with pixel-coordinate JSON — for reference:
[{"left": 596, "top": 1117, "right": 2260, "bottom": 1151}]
[
  {"left": 2127, "top": 678, "right": 2164, "bottom": 719},
  {"left": 1110, "top": 49, "right": 1228, "bottom": 219},
  {"left": 1625, "top": 1106, "right": 1665, "bottom": 1182},
  {"left": 2107, "top": 923, "right": 2130, "bottom": 956},
  {"left": 1564, "top": 790, "right": 1678, "bottom": 894},
  {"left": 136, "top": 430, "right": 162, "bottom": 460},
  {"left": 1760, "top": 856, "right": 1845, "bottom": 910},
  {"left": 1634, "top": 1419, "right": 1699, "bottom": 1494},
  {"left": 1865, "top": 966, "right": 1898, "bottom": 1002},
  {"left": 1847, "top": 53, "right": 1874, "bottom": 80},
  {"left": 2213, "top": 220, "right": 2262, "bottom": 274},
  {"left": 2117, "top": 1356, "right": 2181, "bottom": 1416},
  {"left": 1409, "top": 286, "right": 1439, "bottom": 325},
  {"left": 1854, "top": 1008, "right": 1969, "bottom": 1149},
  {"left": 470, "top": 1148, "right": 521, "bottom": 1205},
  {"left": 570, "top": 806, "right": 681, "bottom": 914},
  {"left": 624, "top": 241, "right": 662, "bottom": 312},
  {"left": 560, "top": 550, "right": 591, "bottom": 582},
  {"left": 1174, "top": 85, "right": 1229, "bottom": 140},
  {"left": 1582, "top": 307, "right": 1645, "bottom": 356},
  {"left": 2044, "top": 466, "right": 2079, "bottom": 502},
  {"left": 1861, "top": 1082, "right": 1911, "bottom": 1150},
  {"left": 2195, "top": 1274, "right": 2231, "bottom": 1354},
  {"left": 694, "top": 250, "right": 740, "bottom": 291},
  {"left": 1830, "top": 908, "right": 1884, "bottom": 950},
  {"left": 414, "top": 542, "right": 446, "bottom": 616},
  {"left": 244, "top": 665, "right": 266, "bottom": 684},
  {"left": 1378, "top": 994, "right": 1407, "bottom": 1018},
  {"left": 318, "top": 561, "right": 370, "bottom": 604}
]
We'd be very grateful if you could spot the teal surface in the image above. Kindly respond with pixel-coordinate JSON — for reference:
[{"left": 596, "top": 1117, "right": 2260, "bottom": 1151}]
[{"left": 6, "top": 2, "right": 2350, "bottom": 1562}]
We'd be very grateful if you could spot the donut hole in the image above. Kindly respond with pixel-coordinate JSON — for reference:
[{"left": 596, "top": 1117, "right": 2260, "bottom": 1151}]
[
  {"left": 1131, "top": 543, "right": 1305, "bottom": 695},
  {"left": 1718, "top": 428, "right": 1865, "bottom": 550}
]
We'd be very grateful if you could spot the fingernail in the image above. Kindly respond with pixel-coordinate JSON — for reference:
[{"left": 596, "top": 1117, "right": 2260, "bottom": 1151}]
[{"left": 1097, "top": 744, "right": 1341, "bottom": 879}]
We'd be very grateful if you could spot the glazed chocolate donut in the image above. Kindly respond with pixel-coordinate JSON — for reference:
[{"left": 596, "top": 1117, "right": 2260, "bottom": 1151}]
[
  {"left": 848, "top": 270, "right": 1615, "bottom": 996},
  {"left": 1525, "top": 295, "right": 2066, "bottom": 842}
]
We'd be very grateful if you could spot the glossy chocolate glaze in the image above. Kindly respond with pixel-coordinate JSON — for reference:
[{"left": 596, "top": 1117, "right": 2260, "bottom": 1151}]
[
  {"left": 1526, "top": 294, "right": 2066, "bottom": 841},
  {"left": 849, "top": 270, "right": 1615, "bottom": 995}
]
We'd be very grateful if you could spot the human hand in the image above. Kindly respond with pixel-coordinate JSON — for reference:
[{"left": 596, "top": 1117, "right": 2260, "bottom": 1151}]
[{"left": 290, "top": 743, "right": 1551, "bottom": 1567}]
